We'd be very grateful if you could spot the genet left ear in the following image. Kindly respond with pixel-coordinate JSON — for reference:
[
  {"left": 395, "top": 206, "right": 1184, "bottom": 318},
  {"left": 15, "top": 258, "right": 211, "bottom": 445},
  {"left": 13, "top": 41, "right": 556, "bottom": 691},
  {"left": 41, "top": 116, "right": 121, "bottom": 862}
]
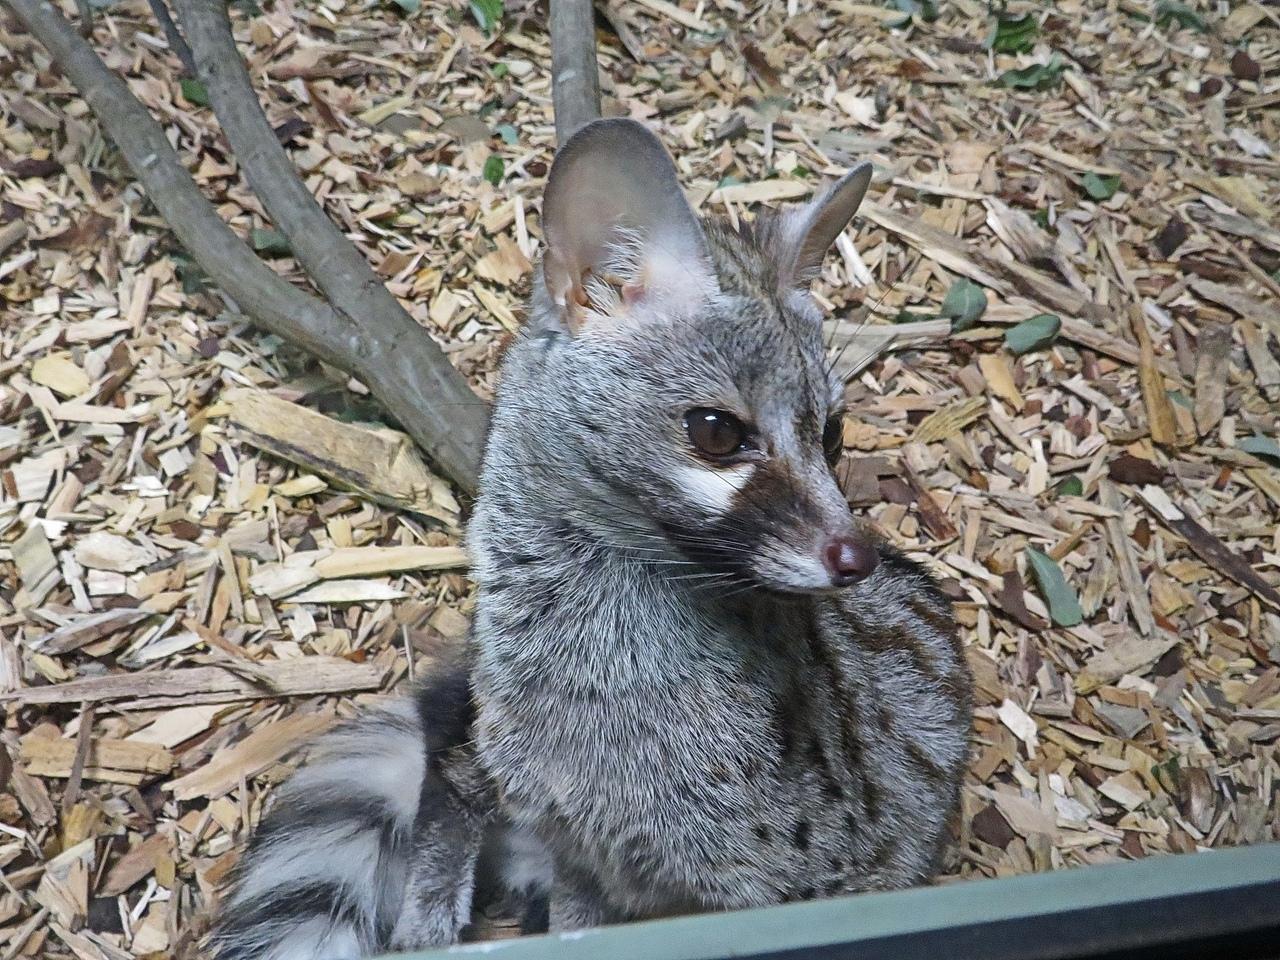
[
  {"left": 541, "top": 118, "right": 718, "bottom": 332},
  {"left": 770, "top": 162, "right": 874, "bottom": 289}
]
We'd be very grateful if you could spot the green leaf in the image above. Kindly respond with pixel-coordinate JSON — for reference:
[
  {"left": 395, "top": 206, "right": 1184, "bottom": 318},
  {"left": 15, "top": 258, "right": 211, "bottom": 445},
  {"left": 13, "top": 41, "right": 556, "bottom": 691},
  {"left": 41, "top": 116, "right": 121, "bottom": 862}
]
[
  {"left": 1005, "top": 313, "right": 1061, "bottom": 355},
  {"left": 494, "top": 123, "right": 518, "bottom": 146},
  {"left": 997, "top": 53, "right": 1064, "bottom": 91},
  {"left": 1082, "top": 172, "right": 1121, "bottom": 200},
  {"left": 469, "top": 0, "right": 503, "bottom": 34},
  {"left": 1239, "top": 434, "right": 1280, "bottom": 463},
  {"left": 390, "top": 0, "right": 420, "bottom": 12},
  {"left": 1033, "top": 208, "right": 1051, "bottom": 229},
  {"left": 1055, "top": 475, "right": 1083, "bottom": 498},
  {"left": 180, "top": 78, "right": 210, "bottom": 107},
  {"left": 490, "top": 62, "right": 509, "bottom": 79},
  {"left": 893, "top": 308, "right": 936, "bottom": 323},
  {"left": 1025, "top": 547, "right": 1083, "bottom": 627},
  {"left": 882, "top": 0, "right": 937, "bottom": 28},
  {"left": 988, "top": 12, "right": 1038, "bottom": 54},
  {"left": 171, "top": 252, "right": 212, "bottom": 294},
  {"left": 1155, "top": 0, "right": 1206, "bottom": 31},
  {"left": 939, "top": 278, "right": 988, "bottom": 332},
  {"left": 251, "top": 228, "right": 291, "bottom": 257},
  {"left": 482, "top": 154, "right": 505, "bottom": 186}
]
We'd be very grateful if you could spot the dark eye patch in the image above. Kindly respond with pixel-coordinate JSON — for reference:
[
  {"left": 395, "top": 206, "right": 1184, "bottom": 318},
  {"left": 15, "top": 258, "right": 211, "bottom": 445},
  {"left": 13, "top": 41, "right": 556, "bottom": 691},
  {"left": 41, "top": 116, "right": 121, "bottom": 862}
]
[{"left": 822, "top": 414, "right": 844, "bottom": 467}]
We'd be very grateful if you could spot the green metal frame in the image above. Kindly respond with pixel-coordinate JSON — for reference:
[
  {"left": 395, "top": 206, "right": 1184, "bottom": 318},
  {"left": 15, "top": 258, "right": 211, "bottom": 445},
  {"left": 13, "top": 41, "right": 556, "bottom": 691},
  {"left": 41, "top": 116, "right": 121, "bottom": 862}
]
[{"left": 381, "top": 842, "right": 1280, "bottom": 960}]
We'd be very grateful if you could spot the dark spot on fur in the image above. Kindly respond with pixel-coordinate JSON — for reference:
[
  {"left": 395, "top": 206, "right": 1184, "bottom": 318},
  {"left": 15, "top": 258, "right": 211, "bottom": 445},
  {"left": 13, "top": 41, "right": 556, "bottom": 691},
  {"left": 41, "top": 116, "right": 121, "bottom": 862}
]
[
  {"left": 806, "top": 736, "right": 829, "bottom": 769},
  {"left": 798, "top": 886, "right": 816, "bottom": 901},
  {"left": 830, "top": 857, "right": 844, "bottom": 871},
  {"left": 905, "top": 741, "right": 949, "bottom": 783},
  {"left": 793, "top": 820, "right": 811, "bottom": 851},
  {"left": 754, "top": 824, "right": 772, "bottom": 843},
  {"left": 863, "top": 778, "right": 883, "bottom": 822},
  {"left": 824, "top": 880, "right": 844, "bottom": 897},
  {"left": 868, "top": 837, "right": 895, "bottom": 870},
  {"left": 494, "top": 549, "right": 542, "bottom": 569},
  {"left": 877, "top": 707, "right": 894, "bottom": 733}
]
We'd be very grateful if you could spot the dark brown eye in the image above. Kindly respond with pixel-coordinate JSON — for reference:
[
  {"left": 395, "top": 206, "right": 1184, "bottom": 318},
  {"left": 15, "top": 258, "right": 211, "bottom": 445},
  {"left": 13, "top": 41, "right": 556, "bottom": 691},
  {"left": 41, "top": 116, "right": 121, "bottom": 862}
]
[
  {"left": 822, "top": 415, "right": 844, "bottom": 466},
  {"left": 685, "top": 408, "right": 749, "bottom": 458}
]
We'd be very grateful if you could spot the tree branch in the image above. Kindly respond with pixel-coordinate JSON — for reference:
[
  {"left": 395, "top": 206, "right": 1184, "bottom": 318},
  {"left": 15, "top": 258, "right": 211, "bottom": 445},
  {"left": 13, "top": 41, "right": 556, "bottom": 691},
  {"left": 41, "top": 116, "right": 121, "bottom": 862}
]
[
  {"left": 145, "top": 0, "right": 196, "bottom": 76},
  {"left": 170, "top": 0, "right": 485, "bottom": 492},
  {"left": 4, "top": 0, "right": 484, "bottom": 494},
  {"left": 550, "top": 0, "right": 602, "bottom": 144},
  {"left": 5, "top": 0, "right": 347, "bottom": 363},
  {"left": 73, "top": 0, "right": 92, "bottom": 36}
]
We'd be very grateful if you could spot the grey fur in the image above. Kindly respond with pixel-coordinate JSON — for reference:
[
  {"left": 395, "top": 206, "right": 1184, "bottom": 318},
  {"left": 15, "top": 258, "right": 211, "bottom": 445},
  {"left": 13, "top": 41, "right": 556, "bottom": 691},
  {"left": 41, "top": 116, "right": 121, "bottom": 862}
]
[{"left": 209, "top": 118, "right": 971, "bottom": 958}]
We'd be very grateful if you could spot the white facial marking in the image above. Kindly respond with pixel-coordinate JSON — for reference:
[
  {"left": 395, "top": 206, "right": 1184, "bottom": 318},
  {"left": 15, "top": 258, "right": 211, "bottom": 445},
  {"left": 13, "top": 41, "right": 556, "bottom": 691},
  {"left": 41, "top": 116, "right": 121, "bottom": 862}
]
[
  {"left": 677, "top": 463, "right": 755, "bottom": 515},
  {"left": 758, "top": 548, "right": 832, "bottom": 591}
]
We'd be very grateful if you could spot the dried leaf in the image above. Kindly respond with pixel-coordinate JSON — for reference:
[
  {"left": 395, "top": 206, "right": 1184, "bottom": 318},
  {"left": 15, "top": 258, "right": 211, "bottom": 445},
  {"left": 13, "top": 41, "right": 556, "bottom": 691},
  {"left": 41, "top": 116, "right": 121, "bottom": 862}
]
[{"left": 911, "top": 395, "right": 987, "bottom": 443}]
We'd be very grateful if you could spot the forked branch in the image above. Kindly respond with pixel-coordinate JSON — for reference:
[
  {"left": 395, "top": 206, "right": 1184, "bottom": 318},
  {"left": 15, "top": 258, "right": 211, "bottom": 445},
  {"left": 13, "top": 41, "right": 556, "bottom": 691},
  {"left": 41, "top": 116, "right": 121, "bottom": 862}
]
[
  {"left": 5, "top": 0, "right": 484, "bottom": 492},
  {"left": 170, "top": 0, "right": 486, "bottom": 491},
  {"left": 5, "top": 0, "right": 608, "bottom": 494},
  {"left": 4, "top": 0, "right": 358, "bottom": 377}
]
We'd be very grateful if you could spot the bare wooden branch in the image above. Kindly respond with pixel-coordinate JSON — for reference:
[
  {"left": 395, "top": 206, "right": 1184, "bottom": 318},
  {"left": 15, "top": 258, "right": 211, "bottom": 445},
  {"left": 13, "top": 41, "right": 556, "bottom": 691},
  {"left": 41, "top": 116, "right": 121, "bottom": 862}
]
[
  {"left": 73, "top": 0, "right": 92, "bottom": 36},
  {"left": 5, "top": 0, "right": 485, "bottom": 494},
  {"left": 550, "top": 0, "right": 602, "bottom": 143},
  {"left": 171, "top": 0, "right": 486, "bottom": 492},
  {"left": 145, "top": 0, "right": 196, "bottom": 76},
  {"left": 5, "top": 2, "right": 340, "bottom": 359}
]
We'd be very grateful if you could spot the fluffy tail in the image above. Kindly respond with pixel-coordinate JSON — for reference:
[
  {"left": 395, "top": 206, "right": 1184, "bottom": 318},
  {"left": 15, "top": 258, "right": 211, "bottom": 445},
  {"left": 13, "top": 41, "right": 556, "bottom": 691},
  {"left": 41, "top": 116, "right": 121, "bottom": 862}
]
[{"left": 209, "top": 664, "right": 487, "bottom": 960}]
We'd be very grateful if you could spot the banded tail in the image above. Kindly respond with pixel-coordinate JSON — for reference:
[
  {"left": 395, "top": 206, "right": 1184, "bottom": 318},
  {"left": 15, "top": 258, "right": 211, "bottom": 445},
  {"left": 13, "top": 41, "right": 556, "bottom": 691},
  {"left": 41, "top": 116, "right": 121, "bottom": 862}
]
[{"left": 209, "top": 665, "right": 489, "bottom": 960}]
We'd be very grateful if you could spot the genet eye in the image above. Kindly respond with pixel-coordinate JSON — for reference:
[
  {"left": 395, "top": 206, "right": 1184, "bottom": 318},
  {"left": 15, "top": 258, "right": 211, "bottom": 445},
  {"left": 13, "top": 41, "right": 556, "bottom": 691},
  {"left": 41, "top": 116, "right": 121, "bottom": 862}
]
[
  {"left": 822, "top": 415, "right": 844, "bottom": 467},
  {"left": 685, "top": 408, "right": 750, "bottom": 459}
]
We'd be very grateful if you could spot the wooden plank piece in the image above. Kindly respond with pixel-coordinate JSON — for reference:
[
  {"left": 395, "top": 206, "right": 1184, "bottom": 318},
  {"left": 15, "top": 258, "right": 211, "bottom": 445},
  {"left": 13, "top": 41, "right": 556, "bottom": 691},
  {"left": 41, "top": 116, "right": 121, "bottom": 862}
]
[
  {"left": 1097, "top": 480, "right": 1155, "bottom": 636},
  {"left": 20, "top": 735, "right": 174, "bottom": 782},
  {"left": 226, "top": 388, "right": 460, "bottom": 524},
  {"left": 0, "top": 657, "right": 387, "bottom": 705},
  {"left": 166, "top": 710, "right": 336, "bottom": 801}
]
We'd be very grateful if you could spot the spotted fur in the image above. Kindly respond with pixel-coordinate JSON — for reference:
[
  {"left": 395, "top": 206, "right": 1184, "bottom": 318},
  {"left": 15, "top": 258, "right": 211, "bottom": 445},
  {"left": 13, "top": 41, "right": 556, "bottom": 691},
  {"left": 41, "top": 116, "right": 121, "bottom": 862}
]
[
  {"left": 210, "top": 118, "right": 971, "bottom": 958},
  {"left": 469, "top": 119, "right": 972, "bottom": 923}
]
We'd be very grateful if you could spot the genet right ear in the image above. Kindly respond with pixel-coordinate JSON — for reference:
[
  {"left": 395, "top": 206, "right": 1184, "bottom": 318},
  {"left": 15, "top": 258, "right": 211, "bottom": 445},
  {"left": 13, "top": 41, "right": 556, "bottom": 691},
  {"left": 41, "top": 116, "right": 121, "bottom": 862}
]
[
  {"left": 541, "top": 118, "right": 716, "bottom": 331},
  {"left": 767, "top": 162, "right": 874, "bottom": 289}
]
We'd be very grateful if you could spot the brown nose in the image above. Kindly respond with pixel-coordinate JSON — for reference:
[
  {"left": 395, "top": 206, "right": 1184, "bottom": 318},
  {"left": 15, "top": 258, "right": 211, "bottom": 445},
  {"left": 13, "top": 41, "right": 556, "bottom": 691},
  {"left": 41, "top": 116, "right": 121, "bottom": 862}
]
[{"left": 823, "top": 535, "right": 877, "bottom": 587}]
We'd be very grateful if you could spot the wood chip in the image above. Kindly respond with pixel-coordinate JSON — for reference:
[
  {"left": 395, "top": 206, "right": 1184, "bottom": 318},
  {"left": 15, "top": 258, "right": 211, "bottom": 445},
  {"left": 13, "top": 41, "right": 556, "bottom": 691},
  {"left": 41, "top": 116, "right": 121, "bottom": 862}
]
[
  {"left": 166, "top": 710, "right": 336, "bottom": 801},
  {"left": 226, "top": 389, "right": 459, "bottom": 524},
  {"left": 20, "top": 736, "right": 174, "bottom": 784},
  {"left": 0, "top": 657, "right": 386, "bottom": 706}
]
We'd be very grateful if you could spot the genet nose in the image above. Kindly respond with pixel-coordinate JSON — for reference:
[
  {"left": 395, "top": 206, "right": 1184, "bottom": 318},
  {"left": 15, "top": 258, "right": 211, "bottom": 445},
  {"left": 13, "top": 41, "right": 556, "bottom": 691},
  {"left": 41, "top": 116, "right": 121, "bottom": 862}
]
[{"left": 823, "top": 535, "right": 877, "bottom": 587}]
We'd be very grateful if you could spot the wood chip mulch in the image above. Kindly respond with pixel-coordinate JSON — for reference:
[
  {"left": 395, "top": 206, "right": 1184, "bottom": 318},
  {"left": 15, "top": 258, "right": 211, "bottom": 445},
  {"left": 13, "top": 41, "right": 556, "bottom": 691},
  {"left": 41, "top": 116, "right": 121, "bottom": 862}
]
[{"left": 2, "top": 0, "right": 1279, "bottom": 956}]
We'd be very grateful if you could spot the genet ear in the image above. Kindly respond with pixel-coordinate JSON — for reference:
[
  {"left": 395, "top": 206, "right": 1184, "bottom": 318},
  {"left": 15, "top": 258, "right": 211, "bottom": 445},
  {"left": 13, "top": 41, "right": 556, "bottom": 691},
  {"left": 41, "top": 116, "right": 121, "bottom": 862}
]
[
  {"left": 541, "top": 118, "right": 716, "bottom": 330},
  {"left": 772, "top": 162, "right": 873, "bottom": 288}
]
